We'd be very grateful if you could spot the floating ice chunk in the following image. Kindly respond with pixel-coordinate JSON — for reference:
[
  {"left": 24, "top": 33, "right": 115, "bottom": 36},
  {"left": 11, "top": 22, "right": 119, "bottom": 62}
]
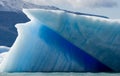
[
  {"left": 1, "top": 9, "right": 120, "bottom": 72},
  {"left": 0, "top": 46, "right": 9, "bottom": 63}
]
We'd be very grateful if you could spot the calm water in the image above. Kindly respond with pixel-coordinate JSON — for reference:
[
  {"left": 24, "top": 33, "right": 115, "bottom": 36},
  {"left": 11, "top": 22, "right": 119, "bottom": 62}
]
[{"left": 0, "top": 73, "right": 120, "bottom": 76}]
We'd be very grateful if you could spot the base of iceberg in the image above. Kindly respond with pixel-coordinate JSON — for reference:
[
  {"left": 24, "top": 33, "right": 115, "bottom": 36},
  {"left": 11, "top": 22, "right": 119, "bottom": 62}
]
[{"left": 0, "top": 9, "right": 120, "bottom": 72}]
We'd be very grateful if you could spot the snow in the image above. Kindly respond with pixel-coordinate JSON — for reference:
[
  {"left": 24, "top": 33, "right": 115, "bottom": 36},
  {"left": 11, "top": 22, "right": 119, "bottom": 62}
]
[
  {"left": 0, "top": 0, "right": 108, "bottom": 18},
  {"left": 0, "top": 9, "right": 120, "bottom": 72},
  {"left": 0, "top": 0, "right": 23, "bottom": 11},
  {"left": 0, "top": 0, "right": 60, "bottom": 12}
]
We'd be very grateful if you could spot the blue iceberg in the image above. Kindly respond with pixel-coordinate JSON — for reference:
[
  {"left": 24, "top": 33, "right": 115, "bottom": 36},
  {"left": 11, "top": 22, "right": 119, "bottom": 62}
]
[{"left": 0, "top": 9, "right": 120, "bottom": 72}]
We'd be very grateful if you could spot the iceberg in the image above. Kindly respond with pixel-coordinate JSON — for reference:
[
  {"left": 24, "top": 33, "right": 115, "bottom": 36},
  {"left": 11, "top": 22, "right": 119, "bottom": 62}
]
[
  {"left": 0, "top": 46, "right": 9, "bottom": 63},
  {"left": 0, "top": 9, "right": 120, "bottom": 72}
]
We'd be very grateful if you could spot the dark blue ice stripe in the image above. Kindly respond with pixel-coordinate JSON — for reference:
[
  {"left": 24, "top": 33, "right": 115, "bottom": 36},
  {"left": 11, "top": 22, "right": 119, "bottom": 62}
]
[{"left": 38, "top": 25, "right": 113, "bottom": 72}]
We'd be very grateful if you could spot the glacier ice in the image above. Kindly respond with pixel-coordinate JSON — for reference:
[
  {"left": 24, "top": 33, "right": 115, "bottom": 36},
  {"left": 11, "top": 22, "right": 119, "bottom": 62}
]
[
  {"left": 0, "top": 52, "right": 8, "bottom": 64},
  {"left": 0, "top": 9, "right": 120, "bottom": 72},
  {"left": 0, "top": 46, "right": 9, "bottom": 63}
]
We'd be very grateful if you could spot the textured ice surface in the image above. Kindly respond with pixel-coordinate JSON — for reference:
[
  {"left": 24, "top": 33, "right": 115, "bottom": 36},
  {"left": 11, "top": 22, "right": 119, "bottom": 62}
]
[{"left": 0, "top": 9, "right": 120, "bottom": 72}]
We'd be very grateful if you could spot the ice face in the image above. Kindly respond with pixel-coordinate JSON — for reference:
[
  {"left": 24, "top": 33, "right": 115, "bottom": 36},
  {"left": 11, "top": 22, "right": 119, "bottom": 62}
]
[{"left": 0, "top": 9, "right": 120, "bottom": 72}]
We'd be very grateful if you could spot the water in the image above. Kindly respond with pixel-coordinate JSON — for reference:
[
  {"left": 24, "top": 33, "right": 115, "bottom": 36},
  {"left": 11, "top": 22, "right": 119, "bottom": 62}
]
[{"left": 0, "top": 73, "right": 120, "bottom": 76}]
